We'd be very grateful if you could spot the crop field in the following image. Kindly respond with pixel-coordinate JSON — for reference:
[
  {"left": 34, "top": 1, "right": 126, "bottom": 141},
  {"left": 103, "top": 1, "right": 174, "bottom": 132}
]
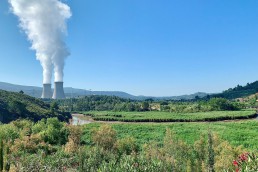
[
  {"left": 82, "top": 110, "right": 257, "bottom": 122},
  {"left": 81, "top": 120, "right": 258, "bottom": 150}
]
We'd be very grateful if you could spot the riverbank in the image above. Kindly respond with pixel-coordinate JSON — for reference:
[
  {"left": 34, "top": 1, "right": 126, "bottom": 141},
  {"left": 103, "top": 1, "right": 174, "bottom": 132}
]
[{"left": 71, "top": 114, "right": 93, "bottom": 125}]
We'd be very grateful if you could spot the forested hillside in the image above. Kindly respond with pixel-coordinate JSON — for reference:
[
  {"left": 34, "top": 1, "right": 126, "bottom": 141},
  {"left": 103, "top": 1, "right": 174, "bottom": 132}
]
[
  {"left": 211, "top": 81, "right": 258, "bottom": 99},
  {"left": 0, "top": 89, "right": 71, "bottom": 123}
]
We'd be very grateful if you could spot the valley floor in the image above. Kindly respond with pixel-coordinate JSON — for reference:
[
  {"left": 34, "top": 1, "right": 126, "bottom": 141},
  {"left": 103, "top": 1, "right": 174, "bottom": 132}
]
[{"left": 72, "top": 113, "right": 258, "bottom": 150}]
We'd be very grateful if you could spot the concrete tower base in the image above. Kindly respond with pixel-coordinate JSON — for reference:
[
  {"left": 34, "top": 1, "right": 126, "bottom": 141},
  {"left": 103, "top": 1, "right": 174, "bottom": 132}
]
[
  {"left": 52, "top": 82, "right": 66, "bottom": 99},
  {"left": 41, "top": 84, "right": 52, "bottom": 99}
]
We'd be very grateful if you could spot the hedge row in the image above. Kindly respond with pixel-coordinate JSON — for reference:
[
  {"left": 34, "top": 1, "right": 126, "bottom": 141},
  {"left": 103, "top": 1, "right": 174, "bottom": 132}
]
[
  {"left": 84, "top": 113, "right": 123, "bottom": 118},
  {"left": 92, "top": 113, "right": 257, "bottom": 123}
]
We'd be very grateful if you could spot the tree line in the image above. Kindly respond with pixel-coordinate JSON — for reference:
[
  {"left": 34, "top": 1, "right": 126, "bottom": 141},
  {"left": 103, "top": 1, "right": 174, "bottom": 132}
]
[{"left": 56, "top": 95, "right": 246, "bottom": 113}]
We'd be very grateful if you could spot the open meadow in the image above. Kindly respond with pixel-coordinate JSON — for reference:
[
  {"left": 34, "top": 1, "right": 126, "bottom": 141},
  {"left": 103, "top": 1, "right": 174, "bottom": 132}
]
[
  {"left": 81, "top": 119, "right": 258, "bottom": 150},
  {"left": 79, "top": 110, "right": 258, "bottom": 150}
]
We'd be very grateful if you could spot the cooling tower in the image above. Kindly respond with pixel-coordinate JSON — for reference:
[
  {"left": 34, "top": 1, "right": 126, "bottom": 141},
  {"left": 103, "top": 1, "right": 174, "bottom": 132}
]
[
  {"left": 52, "top": 82, "right": 66, "bottom": 99},
  {"left": 41, "top": 84, "right": 52, "bottom": 99}
]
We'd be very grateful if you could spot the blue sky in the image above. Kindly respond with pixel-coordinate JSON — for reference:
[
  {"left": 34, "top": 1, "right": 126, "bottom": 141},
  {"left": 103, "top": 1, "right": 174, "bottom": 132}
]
[{"left": 1, "top": 0, "right": 258, "bottom": 96}]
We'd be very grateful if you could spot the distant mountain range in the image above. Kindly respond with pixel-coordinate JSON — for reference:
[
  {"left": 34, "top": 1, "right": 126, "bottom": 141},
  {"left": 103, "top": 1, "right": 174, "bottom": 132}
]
[
  {"left": 0, "top": 81, "right": 209, "bottom": 100},
  {"left": 1, "top": 80, "right": 258, "bottom": 100}
]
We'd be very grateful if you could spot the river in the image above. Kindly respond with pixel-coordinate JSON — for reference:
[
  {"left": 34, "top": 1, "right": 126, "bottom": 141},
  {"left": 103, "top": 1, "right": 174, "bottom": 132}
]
[{"left": 71, "top": 114, "right": 92, "bottom": 125}]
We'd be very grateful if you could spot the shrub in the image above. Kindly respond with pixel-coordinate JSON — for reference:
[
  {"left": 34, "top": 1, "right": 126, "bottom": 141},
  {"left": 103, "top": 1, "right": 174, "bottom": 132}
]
[
  {"left": 115, "top": 137, "right": 139, "bottom": 155},
  {"left": 92, "top": 125, "right": 117, "bottom": 150},
  {"left": 163, "top": 128, "right": 191, "bottom": 171},
  {"left": 33, "top": 118, "right": 68, "bottom": 145},
  {"left": 64, "top": 125, "right": 82, "bottom": 153},
  {"left": 10, "top": 133, "right": 54, "bottom": 155},
  {"left": 208, "top": 98, "right": 238, "bottom": 111}
]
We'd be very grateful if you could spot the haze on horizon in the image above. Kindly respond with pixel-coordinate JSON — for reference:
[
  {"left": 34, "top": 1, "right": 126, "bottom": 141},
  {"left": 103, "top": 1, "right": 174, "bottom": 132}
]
[{"left": 0, "top": 0, "right": 258, "bottom": 97}]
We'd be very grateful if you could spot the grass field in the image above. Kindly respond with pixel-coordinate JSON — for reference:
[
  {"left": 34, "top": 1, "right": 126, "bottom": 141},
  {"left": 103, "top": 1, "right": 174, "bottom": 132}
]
[
  {"left": 81, "top": 120, "right": 258, "bottom": 151},
  {"left": 82, "top": 110, "right": 257, "bottom": 122}
]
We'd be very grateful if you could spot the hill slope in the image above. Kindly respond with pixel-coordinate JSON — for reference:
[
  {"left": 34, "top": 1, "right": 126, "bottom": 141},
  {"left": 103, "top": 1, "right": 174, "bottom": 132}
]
[
  {"left": 212, "top": 81, "right": 258, "bottom": 99},
  {"left": 0, "top": 89, "right": 71, "bottom": 123}
]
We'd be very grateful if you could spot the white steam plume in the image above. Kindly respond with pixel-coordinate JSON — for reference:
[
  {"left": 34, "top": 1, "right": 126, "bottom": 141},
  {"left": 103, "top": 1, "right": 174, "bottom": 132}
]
[{"left": 8, "top": 0, "right": 71, "bottom": 83}]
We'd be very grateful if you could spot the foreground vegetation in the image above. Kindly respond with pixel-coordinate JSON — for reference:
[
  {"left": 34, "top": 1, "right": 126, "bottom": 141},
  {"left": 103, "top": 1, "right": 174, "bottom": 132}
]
[
  {"left": 82, "top": 110, "right": 256, "bottom": 122},
  {"left": 0, "top": 118, "right": 257, "bottom": 171}
]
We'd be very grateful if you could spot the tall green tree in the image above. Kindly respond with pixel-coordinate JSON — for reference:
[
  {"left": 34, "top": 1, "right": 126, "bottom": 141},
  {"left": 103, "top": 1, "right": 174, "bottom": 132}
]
[
  {"left": 8, "top": 100, "right": 26, "bottom": 115},
  {"left": 142, "top": 102, "right": 150, "bottom": 111}
]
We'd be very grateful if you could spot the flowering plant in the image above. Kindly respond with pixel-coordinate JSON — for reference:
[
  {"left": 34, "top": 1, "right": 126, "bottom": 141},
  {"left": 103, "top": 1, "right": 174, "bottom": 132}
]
[{"left": 233, "top": 152, "right": 258, "bottom": 172}]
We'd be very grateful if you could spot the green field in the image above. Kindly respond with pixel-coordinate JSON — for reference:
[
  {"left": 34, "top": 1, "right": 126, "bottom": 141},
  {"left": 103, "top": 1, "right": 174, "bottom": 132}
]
[
  {"left": 82, "top": 120, "right": 258, "bottom": 150},
  {"left": 82, "top": 110, "right": 257, "bottom": 122}
]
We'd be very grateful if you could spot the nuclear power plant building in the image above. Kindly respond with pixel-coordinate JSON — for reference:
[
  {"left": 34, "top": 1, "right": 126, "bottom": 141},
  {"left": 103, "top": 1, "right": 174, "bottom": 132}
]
[
  {"left": 52, "top": 82, "right": 66, "bottom": 99},
  {"left": 41, "top": 84, "right": 52, "bottom": 99}
]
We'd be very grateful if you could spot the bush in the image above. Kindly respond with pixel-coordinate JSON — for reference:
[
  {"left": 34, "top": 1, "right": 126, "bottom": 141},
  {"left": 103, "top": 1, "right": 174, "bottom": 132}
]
[
  {"left": 208, "top": 98, "right": 238, "bottom": 111},
  {"left": 115, "top": 137, "right": 139, "bottom": 155},
  {"left": 64, "top": 125, "right": 82, "bottom": 153},
  {"left": 32, "top": 118, "right": 68, "bottom": 145},
  {"left": 92, "top": 125, "right": 117, "bottom": 150}
]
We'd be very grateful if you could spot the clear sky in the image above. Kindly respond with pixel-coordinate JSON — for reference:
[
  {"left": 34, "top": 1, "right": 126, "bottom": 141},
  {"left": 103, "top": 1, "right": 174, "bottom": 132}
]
[{"left": 1, "top": 0, "right": 258, "bottom": 96}]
